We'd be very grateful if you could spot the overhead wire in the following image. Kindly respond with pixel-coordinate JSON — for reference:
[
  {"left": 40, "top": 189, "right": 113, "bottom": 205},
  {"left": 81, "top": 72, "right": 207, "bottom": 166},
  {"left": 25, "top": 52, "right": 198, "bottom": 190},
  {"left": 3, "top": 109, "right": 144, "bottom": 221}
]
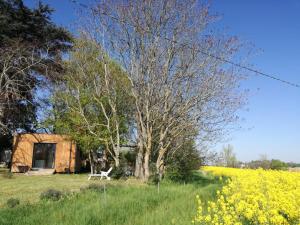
[{"left": 69, "top": 0, "right": 300, "bottom": 88}]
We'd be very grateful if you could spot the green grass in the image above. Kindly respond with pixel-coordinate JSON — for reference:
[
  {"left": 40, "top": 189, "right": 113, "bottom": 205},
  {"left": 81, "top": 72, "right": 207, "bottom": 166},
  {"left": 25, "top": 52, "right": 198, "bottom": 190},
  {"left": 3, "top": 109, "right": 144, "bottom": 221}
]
[
  {"left": 0, "top": 172, "right": 221, "bottom": 225},
  {"left": 0, "top": 173, "right": 105, "bottom": 207},
  {"left": 0, "top": 167, "right": 9, "bottom": 173}
]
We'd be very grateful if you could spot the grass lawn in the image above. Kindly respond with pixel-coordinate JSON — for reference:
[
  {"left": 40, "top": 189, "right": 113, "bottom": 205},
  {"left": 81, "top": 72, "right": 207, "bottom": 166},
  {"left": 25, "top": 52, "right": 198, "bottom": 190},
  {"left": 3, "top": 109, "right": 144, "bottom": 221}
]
[
  {"left": 0, "top": 167, "right": 9, "bottom": 173},
  {"left": 0, "top": 171, "right": 221, "bottom": 225},
  {"left": 0, "top": 172, "right": 105, "bottom": 207}
]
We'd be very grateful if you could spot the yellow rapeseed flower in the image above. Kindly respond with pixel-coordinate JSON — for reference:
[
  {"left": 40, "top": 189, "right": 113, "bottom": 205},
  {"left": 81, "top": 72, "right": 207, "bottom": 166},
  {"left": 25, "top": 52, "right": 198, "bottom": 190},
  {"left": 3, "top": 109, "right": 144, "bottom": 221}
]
[{"left": 193, "top": 166, "right": 300, "bottom": 225}]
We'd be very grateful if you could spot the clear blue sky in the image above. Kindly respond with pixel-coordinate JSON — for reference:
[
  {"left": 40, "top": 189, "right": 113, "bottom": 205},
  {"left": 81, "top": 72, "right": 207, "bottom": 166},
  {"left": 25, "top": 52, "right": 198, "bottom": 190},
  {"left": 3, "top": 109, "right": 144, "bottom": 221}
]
[{"left": 25, "top": 0, "right": 300, "bottom": 163}]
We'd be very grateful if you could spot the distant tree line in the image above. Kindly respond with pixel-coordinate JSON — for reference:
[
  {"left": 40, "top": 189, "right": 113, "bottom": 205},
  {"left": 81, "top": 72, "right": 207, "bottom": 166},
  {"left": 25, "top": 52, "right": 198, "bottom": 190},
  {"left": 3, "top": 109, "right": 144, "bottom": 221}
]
[
  {"left": 211, "top": 146, "right": 296, "bottom": 171},
  {"left": 246, "top": 158, "right": 288, "bottom": 170},
  {"left": 286, "top": 162, "right": 300, "bottom": 168}
]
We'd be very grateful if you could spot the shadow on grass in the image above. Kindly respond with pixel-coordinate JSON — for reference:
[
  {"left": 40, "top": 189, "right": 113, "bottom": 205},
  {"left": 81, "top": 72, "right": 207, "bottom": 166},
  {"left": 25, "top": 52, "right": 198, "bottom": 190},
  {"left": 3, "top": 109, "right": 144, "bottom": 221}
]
[
  {"left": 163, "top": 170, "right": 223, "bottom": 188},
  {"left": 187, "top": 171, "right": 220, "bottom": 186},
  {"left": 0, "top": 167, "right": 9, "bottom": 174}
]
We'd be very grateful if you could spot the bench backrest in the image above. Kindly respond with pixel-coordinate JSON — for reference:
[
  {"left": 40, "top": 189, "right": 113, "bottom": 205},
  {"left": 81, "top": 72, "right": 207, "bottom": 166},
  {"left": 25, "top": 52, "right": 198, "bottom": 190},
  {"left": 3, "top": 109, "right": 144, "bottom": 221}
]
[{"left": 107, "top": 167, "right": 113, "bottom": 174}]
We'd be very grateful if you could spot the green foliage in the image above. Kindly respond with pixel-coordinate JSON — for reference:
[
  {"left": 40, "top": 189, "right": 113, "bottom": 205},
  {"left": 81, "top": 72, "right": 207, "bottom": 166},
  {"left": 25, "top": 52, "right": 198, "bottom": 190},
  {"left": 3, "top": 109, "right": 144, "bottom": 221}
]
[
  {"left": 110, "top": 151, "right": 136, "bottom": 179},
  {"left": 6, "top": 198, "right": 19, "bottom": 208},
  {"left": 148, "top": 173, "right": 160, "bottom": 185},
  {"left": 165, "top": 141, "right": 203, "bottom": 182},
  {"left": 110, "top": 166, "right": 125, "bottom": 179},
  {"left": 270, "top": 159, "right": 288, "bottom": 170},
  {"left": 123, "top": 151, "right": 136, "bottom": 167},
  {"left": 247, "top": 158, "right": 288, "bottom": 170},
  {"left": 287, "top": 162, "right": 300, "bottom": 168},
  {"left": 40, "top": 189, "right": 64, "bottom": 201},
  {"left": 0, "top": 0, "right": 72, "bottom": 48},
  {"left": 247, "top": 160, "right": 270, "bottom": 169},
  {"left": 47, "top": 38, "right": 133, "bottom": 161}
]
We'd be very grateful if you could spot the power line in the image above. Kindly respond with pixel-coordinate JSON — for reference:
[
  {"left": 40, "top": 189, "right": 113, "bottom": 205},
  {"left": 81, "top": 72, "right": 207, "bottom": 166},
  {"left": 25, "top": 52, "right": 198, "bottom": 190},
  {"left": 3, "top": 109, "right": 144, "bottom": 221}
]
[
  {"left": 70, "top": 0, "right": 88, "bottom": 8},
  {"left": 195, "top": 49, "right": 300, "bottom": 88},
  {"left": 70, "top": 0, "right": 300, "bottom": 88}
]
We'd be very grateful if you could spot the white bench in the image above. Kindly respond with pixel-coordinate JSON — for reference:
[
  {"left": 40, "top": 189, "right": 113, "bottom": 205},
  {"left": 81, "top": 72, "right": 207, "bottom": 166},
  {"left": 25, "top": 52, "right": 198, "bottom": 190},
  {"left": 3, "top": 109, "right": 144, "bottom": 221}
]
[{"left": 88, "top": 167, "right": 113, "bottom": 180}]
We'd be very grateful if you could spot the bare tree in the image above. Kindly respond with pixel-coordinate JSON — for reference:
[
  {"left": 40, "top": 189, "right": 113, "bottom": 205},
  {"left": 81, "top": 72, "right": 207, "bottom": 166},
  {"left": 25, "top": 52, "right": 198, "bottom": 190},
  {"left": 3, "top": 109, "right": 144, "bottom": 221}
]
[
  {"left": 83, "top": 0, "right": 247, "bottom": 180},
  {"left": 219, "top": 144, "right": 238, "bottom": 167}
]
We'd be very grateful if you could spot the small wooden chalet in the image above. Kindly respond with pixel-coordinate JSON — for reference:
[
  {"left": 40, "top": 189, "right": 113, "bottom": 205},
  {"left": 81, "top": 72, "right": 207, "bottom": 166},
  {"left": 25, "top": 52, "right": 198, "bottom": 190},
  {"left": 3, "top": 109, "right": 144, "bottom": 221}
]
[{"left": 11, "top": 133, "right": 80, "bottom": 173}]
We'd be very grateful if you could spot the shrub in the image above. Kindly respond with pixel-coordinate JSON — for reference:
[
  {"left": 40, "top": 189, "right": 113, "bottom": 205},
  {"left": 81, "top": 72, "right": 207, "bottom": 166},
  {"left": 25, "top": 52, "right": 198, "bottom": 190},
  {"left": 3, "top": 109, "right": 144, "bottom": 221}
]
[
  {"left": 84, "top": 183, "right": 104, "bottom": 192},
  {"left": 270, "top": 159, "right": 288, "bottom": 170},
  {"left": 165, "top": 141, "right": 202, "bottom": 183},
  {"left": 40, "top": 189, "right": 63, "bottom": 201},
  {"left": 148, "top": 173, "right": 160, "bottom": 185},
  {"left": 123, "top": 151, "right": 136, "bottom": 167},
  {"left": 81, "top": 183, "right": 112, "bottom": 192},
  {"left": 111, "top": 166, "right": 125, "bottom": 179},
  {"left": 2, "top": 171, "right": 13, "bottom": 179},
  {"left": 110, "top": 152, "right": 136, "bottom": 179},
  {"left": 7, "top": 198, "right": 20, "bottom": 208}
]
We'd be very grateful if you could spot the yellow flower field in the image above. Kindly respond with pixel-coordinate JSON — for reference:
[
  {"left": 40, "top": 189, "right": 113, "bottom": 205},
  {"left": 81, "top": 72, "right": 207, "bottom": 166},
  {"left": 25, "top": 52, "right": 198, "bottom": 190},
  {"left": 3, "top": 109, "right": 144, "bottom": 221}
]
[{"left": 193, "top": 167, "right": 300, "bottom": 225}]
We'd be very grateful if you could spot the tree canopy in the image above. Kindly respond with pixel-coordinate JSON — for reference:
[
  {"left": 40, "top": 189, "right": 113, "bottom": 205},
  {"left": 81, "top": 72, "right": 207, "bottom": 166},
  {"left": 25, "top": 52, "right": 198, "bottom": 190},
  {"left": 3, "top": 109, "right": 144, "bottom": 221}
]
[
  {"left": 1, "top": 0, "right": 249, "bottom": 181},
  {"left": 0, "top": 0, "right": 72, "bottom": 144},
  {"left": 49, "top": 38, "right": 133, "bottom": 172},
  {"left": 85, "top": 0, "right": 247, "bottom": 180}
]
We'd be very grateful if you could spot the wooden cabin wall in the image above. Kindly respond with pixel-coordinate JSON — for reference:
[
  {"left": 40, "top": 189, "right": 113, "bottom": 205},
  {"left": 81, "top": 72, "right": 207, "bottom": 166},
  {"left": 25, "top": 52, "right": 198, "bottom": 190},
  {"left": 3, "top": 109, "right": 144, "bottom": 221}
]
[{"left": 11, "top": 134, "right": 77, "bottom": 173}]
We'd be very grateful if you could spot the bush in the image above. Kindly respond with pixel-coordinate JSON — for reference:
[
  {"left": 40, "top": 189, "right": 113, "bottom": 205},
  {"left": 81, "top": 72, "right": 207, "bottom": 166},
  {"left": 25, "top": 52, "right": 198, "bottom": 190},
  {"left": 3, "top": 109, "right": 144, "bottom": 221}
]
[
  {"left": 40, "top": 189, "right": 63, "bottom": 201},
  {"left": 110, "top": 166, "right": 125, "bottom": 179},
  {"left": 7, "top": 198, "right": 20, "bottom": 208},
  {"left": 83, "top": 183, "right": 104, "bottom": 192},
  {"left": 123, "top": 151, "right": 136, "bottom": 167},
  {"left": 148, "top": 173, "right": 160, "bottom": 185},
  {"left": 270, "top": 159, "right": 288, "bottom": 170},
  {"left": 2, "top": 171, "right": 13, "bottom": 179},
  {"left": 165, "top": 141, "right": 202, "bottom": 183},
  {"left": 110, "top": 152, "right": 136, "bottom": 179},
  {"left": 81, "top": 183, "right": 112, "bottom": 193}
]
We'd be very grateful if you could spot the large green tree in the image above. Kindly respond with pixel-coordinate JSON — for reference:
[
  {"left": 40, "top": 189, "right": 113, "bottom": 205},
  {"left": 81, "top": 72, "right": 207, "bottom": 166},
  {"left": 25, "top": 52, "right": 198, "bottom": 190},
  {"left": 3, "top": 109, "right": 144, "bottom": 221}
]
[
  {"left": 0, "top": 0, "right": 72, "bottom": 150},
  {"left": 49, "top": 38, "right": 133, "bottom": 172}
]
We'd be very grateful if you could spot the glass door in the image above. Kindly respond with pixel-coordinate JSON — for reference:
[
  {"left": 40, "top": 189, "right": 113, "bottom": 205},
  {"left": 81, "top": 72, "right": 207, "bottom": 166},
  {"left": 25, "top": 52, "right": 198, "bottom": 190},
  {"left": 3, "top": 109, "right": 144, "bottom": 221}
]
[{"left": 32, "top": 143, "right": 56, "bottom": 169}]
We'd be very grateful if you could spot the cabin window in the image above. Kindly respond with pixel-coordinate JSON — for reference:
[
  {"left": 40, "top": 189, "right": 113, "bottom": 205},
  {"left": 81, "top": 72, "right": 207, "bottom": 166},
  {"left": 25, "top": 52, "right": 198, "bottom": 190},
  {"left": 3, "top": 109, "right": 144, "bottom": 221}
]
[{"left": 32, "top": 143, "right": 56, "bottom": 169}]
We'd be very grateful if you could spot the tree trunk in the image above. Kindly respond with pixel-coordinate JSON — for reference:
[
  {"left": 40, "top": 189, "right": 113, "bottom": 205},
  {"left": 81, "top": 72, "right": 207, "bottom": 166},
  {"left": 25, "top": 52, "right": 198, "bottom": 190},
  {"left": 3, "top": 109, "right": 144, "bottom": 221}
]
[
  {"left": 88, "top": 151, "right": 94, "bottom": 174},
  {"left": 134, "top": 114, "right": 145, "bottom": 179},
  {"left": 156, "top": 142, "right": 169, "bottom": 181},
  {"left": 114, "top": 154, "right": 120, "bottom": 168},
  {"left": 156, "top": 154, "right": 164, "bottom": 181},
  {"left": 143, "top": 149, "right": 150, "bottom": 181},
  {"left": 0, "top": 105, "right": 3, "bottom": 119},
  {"left": 134, "top": 142, "right": 144, "bottom": 178},
  {"left": 0, "top": 103, "right": 5, "bottom": 133},
  {"left": 101, "top": 146, "right": 108, "bottom": 169}
]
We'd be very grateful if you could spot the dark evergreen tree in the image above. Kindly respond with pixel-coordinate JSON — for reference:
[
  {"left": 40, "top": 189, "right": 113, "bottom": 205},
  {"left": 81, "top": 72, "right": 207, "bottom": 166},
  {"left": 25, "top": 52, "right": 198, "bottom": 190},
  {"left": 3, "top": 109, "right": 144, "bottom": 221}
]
[{"left": 0, "top": 0, "right": 72, "bottom": 152}]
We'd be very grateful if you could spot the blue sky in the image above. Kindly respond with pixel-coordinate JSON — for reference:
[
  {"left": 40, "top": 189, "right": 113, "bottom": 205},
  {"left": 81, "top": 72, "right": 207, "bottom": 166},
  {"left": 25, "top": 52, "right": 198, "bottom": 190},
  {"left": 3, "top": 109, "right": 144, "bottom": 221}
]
[
  {"left": 210, "top": 1, "right": 300, "bottom": 162},
  {"left": 25, "top": 0, "right": 300, "bottom": 162}
]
